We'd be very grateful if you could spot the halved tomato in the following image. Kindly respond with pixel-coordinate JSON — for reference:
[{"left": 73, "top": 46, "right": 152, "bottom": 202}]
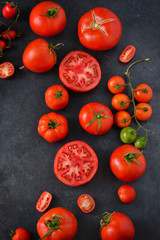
[
  {"left": 54, "top": 141, "right": 98, "bottom": 186},
  {"left": 36, "top": 191, "right": 52, "bottom": 212},
  {"left": 119, "top": 45, "right": 136, "bottom": 63},
  {"left": 59, "top": 50, "right": 101, "bottom": 92},
  {"left": 0, "top": 62, "right": 15, "bottom": 78},
  {"left": 77, "top": 194, "right": 95, "bottom": 213}
]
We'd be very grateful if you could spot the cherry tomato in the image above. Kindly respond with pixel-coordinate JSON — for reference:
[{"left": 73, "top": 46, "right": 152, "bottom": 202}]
[
  {"left": 45, "top": 85, "right": 69, "bottom": 110},
  {"left": 118, "top": 185, "right": 136, "bottom": 203},
  {"left": 119, "top": 45, "right": 136, "bottom": 63},
  {"left": 134, "top": 83, "right": 153, "bottom": 102},
  {"left": 134, "top": 136, "right": 148, "bottom": 149},
  {"left": 36, "top": 191, "right": 52, "bottom": 212},
  {"left": 59, "top": 50, "right": 101, "bottom": 92},
  {"left": 2, "top": 30, "right": 16, "bottom": 39},
  {"left": 0, "top": 62, "right": 15, "bottom": 79},
  {"left": 79, "top": 102, "right": 113, "bottom": 135},
  {"left": 77, "top": 194, "right": 95, "bottom": 213},
  {"left": 110, "top": 145, "right": 146, "bottom": 182},
  {"left": 112, "top": 93, "right": 130, "bottom": 111},
  {"left": 120, "top": 126, "right": 137, "bottom": 144},
  {"left": 0, "top": 40, "right": 6, "bottom": 50},
  {"left": 10, "top": 228, "right": 31, "bottom": 240},
  {"left": 22, "top": 39, "right": 58, "bottom": 73},
  {"left": 100, "top": 212, "right": 135, "bottom": 240},
  {"left": 37, "top": 207, "right": 78, "bottom": 240},
  {"left": 29, "top": 1, "right": 66, "bottom": 37},
  {"left": 114, "top": 111, "right": 131, "bottom": 128},
  {"left": 108, "top": 76, "right": 126, "bottom": 94},
  {"left": 38, "top": 112, "right": 68, "bottom": 142},
  {"left": 78, "top": 7, "right": 122, "bottom": 50},
  {"left": 135, "top": 103, "right": 152, "bottom": 121},
  {"left": 54, "top": 140, "right": 98, "bottom": 186},
  {"left": 2, "top": 2, "right": 17, "bottom": 19}
]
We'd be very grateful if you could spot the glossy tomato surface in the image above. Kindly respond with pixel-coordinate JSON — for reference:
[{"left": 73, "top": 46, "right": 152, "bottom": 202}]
[
  {"left": 2, "top": 30, "right": 16, "bottom": 39},
  {"left": 78, "top": 7, "right": 122, "bottom": 50},
  {"left": 11, "top": 228, "right": 31, "bottom": 240},
  {"left": 112, "top": 93, "right": 130, "bottom": 111},
  {"left": 54, "top": 141, "right": 98, "bottom": 186},
  {"left": 135, "top": 103, "right": 152, "bottom": 121},
  {"left": 114, "top": 111, "right": 131, "bottom": 128},
  {"left": 2, "top": 2, "right": 17, "bottom": 19},
  {"left": 59, "top": 50, "right": 101, "bottom": 92},
  {"left": 118, "top": 185, "right": 136, "bottom": 203},
  {"left": 134, "top": 84, "right": 153, "bottom": 102},
  {"left": 77, "top": 194, "right": 95, "bottom": 213},
  {"left": 108, "top": 76, "right": 126, "bottom": 94},
  {"left": 36, "top": 191, "right": 52, "bottom": 212}
]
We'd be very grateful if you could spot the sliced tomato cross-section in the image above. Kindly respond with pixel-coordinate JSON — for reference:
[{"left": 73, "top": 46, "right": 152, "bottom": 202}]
[{"left": 54, "top": 141, "right": 98, "bottom": 186}]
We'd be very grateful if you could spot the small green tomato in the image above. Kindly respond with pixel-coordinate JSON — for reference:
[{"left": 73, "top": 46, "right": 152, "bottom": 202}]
[
  {"left": 120, "top": 126, "right": 137, "bottom": 143},
  {"left": 134, "top": 136, "right": 148, "bottom": 149}
]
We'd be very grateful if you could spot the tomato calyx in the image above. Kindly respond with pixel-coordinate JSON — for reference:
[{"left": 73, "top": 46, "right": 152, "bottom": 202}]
[
  {"left": 10, "top": 2, "right": 17, "bottom": 9},
  {"left": 10, "top": 229, "right": 15, "bottom": 237},
  {"left": 48, "top": 43, "right": 64, "bottom": 62},
  {"left": 136, "top": 107, "right": 148, "bottom": 112},
  {"left": 54, "top": 89, "right": 63, "bottom": 100},
  {"left": 124, "top": 152, "right": 142, "bottom": 165},
  {"left": 48, "top": 119, "right": 60, "bottom": 129},
  {"left": 40, "top": 7, "right": 60, "bottom": 18},
  {"left": 99, "top": 212, "right": 115, "bottom": 228},
  {"left": 119, "top": 100, "right": 131, "bottom": 107},
  {"left": 114, "top": 84, "right": 127, "bottom": 90},
  {"left": 134, "top": 88, "right": 148, "bottom": 93}
]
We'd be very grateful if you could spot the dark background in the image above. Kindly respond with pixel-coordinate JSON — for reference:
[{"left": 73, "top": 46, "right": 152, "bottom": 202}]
[{"left": 0, "top": 0, "right": 160, "bottom": 239}]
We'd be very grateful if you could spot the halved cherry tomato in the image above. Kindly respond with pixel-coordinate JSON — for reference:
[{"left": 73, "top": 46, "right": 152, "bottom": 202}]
[
  {"left": 2, "top": 30, "right": 16, "bottom": 39},
  {"left": 54, "top": 140, "right": 98, "bottom": 186},
  {"left": 108, "top": 76, "right": 126, "bottom": 94},
  {"left": 2, "top": 2, "right": 17, "bottom": 19},
  {"left": 118, "top": 185, "right": 136, "bottom": 203},
  {"left": 114, "top": 111, "right": 131, "bottom": 128},
  {"left": 119, "top": 45, "right": 136, "bottom": 63},
  {"left": 10, "top": 228, "right": 31, "bottom": 240},
  {"left": 0, "top": 40, "right": 6, "bottom": 50},
  {"left": 59, "top": 50, "right": 101, "bottom": 92},
  {"left": 36, "top": 191, "right": 52, "bottom": 212},
  {"left": 135, "top": 103, "right": 152, "bottom": 121},
  {"left": 112, "top": 93, "right": 130, "bottom": 111},
  {"left": 0, "top": 62, "right": 15, "bottom": 79},
  {"left": 77, "top": 194, "right": 95, "bottom": 213},
  {"left": 134, "top": 84, "right": 153, "bottom": 102}
]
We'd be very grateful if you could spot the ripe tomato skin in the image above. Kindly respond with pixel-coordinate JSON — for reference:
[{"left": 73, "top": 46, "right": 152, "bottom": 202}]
[
  {"left": 2, "top": 30, "right": 16, "bottom": 39},
  {"left": 134, "top": 84, "right": 153, "bottom": 102},
  {"left": 22, "top": 39, "right": 56, "bottom": 73},
  {"left": 38, "top": 112, "right": 68, "bottom": 142},
  {"left": 45, "top": 85, "right": 69, "bottom": 110},
  {"left": 10, "top": 228, "right": 31, "bottom": 240},
  {"left": 118, "top": 185, "right": 136, "bottom": 203},
  {"left": 135, "top": 103, "right": 152, "bottom": 121},
  {"left": 36, "top": 191, "right": 52, "bottom": 212},
  {"left": 0, "top": 40, "right": 6, "bottom": 50},
  {"left": 114, "top": 111, "right": 131, "bottom": 128},
  {"left": 2, "top": 2, "right": 17, "bottom": 19},
  {"left": 108, "top": 76, "right": 126, "bottom": 94},
  {"left": 37, "top": 207, "right": 78, "bottom": 240},
  {"left": 119, "top": 45, "right": 136, "bottom": 63},
  {"left": 77, "top": 194, "right": 95, "bottom": 213},
  {"left": 79, "top": 102, "right": 113, "bottom": 135},
  {"left": 112, "top": 93, "right": 130, "bottom": 111},
  {"left": 78, "top": 7, "right": 122, "bottom": 50},
  {"left": 110, "top": 145, "right": 146, "bottom": 182},
  {"left": 100, "top": 212, "right": 135, "bottom": 240},
  {"left": 0, "top": 62, "right": 15, "bottom": 79}
]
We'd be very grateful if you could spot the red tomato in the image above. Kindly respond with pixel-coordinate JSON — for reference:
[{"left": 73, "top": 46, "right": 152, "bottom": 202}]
[
  {"left": 78, "top": 7, "right": 122, "bottom": 50},
  {"left": 135, "top": 103, "right": 152, "bottom": 121},
  {"left": 112, "top": 93, "right": 130, "bottom": 111},
  {"left": 100, "top": 212, "right": 135, "bottom": 240},
  {"left": 114, "top": 111, "right": 131, "bottom": 128},
  {"left": 29, "top": 1, "right": 66, "bottom": 37},
  {"left": 22, "top": 39, "right": 58, "bottom": 73},
  {"left": 45, "top": 85, "right": 69, "bottom": 110},
  {"left": 36, "top": 191, "right": 52, "bottom": 212},
  {"left": 79, "top": 102, "right": 113, "bottom": 135},
  {"left": 2, "top": 30, "right": 16, "bottom": 39},
  {"left": 2, "top": 2, "right": 17, "bottom": 19},
  {"left": 10, "top": 228, "right": 31, "bottom": 240},
  {"left": 110, "top": 145, "right": 146, "bottom": 182},
  {"left": 0, "top": 62, "right": 15, "bottom": 79},
  {"left": 108, "top": 76, "right": 126, "bottom": 94},
  {"left": 0, "top": 40, "right": 6, "bottom": 50},
  {"left": 77, "top": 194, "right": 95, "bottom": 213},
  {"left": 59, "top": 50, "right": 101, "bottom": 92},
  {"left": 118, "top": 185, "right": 136, "bottom": 203},
  {"left": 54, "top": 140, "right": 98, "bottom": 186},
  {"left": 134, "top": 84, "right": 153, "bottom": 102},
  {"left": 37, "top": 207, "right": 78, "bottom": 240},
  {"left": 38, "top": 112, "right": 68, "bottom": 142},
  {"left": 119, "top": 45, "right": 136, "bottom": 63}
]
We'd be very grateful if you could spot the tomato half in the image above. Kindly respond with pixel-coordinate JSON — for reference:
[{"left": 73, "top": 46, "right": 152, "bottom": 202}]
[
  {"left": 114, "top": 111, "right": 131, "bottom": 128},
  {"left": 119, "top": 45, "right": 136, "bottom": 63},
  {"left": 112, "top": 93, "right": 130, "bottom": 111},
  {"left": 2, "top": 2, "right": 17, "bottom": 19},
  {"left": 78, "top": 7, "right": 122, "bottom": 50},
  {"left": 79, "top": 102, "right": 113, "bottom": 135},
  {"left": 2, "top": 30, "right": 16, "bottom": 39},
  {"left": 110, "top": 145, "right": 146, "bottom": 182},
  {"left": 108, "top": 76, "right": 126, "bottom": 94},
  {"left": 135, "top": 103, "right": 152, "bottom": 121},
  {"left": 37, "top": 207, "right": 78, "bottom": 240},
  {"left": 36, "top": 191, "right": 52, "bottom": 212},
  {"left": 77, "top": 194, "right": 95, "bottom": 213},
  {"left": 59, "top": 50, "right": 101, "bottom": 92},
  {"left": 29, "top": 1, "right": 66, "bottom": 37},
  {"left": 118, "top": 185, "right": 136, "bottom": 203},
  {"left": 0, "top": 62, "right": 15, "bottom": 79},
  {"left": 54, "top": 141, "right": 98, "bottom": 186},
  {"left": 10, "top": 228, "right": 31, "bottom": 240},
  {"left": 134, "top": 84, "right": 153, "bottom": 102}
]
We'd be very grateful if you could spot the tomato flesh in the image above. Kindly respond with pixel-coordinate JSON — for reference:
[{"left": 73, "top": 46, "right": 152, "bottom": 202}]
[
  {"left": 77, "top": 194, "right": 95, "bottom": 213},
  {"left": 119, "top": 45, "right": 136, "bottom": 63},
  {"left": 54, "top": 141, "right": 98, "bottom": 186},
  {"left": 0, "top": 62, "right": 15, "bottom": 78},
  {"left": 36, "top": 191, "right": 52, "bottom": 212}
]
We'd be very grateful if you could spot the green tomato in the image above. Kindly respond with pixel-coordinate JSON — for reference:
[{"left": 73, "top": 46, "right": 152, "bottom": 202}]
[
  {"left": 134, "top": 136, "right": 148, "bottom": 149},
  {"left": 120, "top": 127, "right": 137, "bottom": 143}
]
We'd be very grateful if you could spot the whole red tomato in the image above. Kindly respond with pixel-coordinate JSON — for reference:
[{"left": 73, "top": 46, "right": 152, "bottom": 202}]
[
  {"left": 79, "top": 102, "right": 113, "bottom": 135},
  {"left": 134, "top": 84, "right": 153, "bottom": 103},
  {"left": 0, "top": 40, "right": 6, "bottom": 50},
  {"left": 114, "top": 111, "right": 131, "bottom": 128},
  {"left": 2, "top": 30, "right": 16, "bottom": 39},
  {"left": 108, "top": 76, "right": 126, "bottom": 94},
  {"left": 78, "top": 7, "right": 122, "bottom": 50},
  {"left": 38, "top": 112, "right": 68, "bottom": 142},
  {"left": 10, "top": 228, "right": 31, "bottom": 240},
  {"left": 2, "top": 2, "right": 17, "bottom": 19},
  {"left": 29, "top": 1, "right": 66, "bottom": 37},
  {"left": 100, "top": 212, "right": 135, "bottom": 240},
  {"left": 110, "top": 145, "right": 146, "bottom": 182},
  {"left": 37, "top": 207, "right": 78, "bottom": 240},
  {"left": 112, "top": 93, "right": 130, "bottom": 111},
  {"left": 118, "top": 185, "right": 136, "bottom": 203},
  {"left": 135, "top": 103, "right": 152, "bottom": 121}
]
